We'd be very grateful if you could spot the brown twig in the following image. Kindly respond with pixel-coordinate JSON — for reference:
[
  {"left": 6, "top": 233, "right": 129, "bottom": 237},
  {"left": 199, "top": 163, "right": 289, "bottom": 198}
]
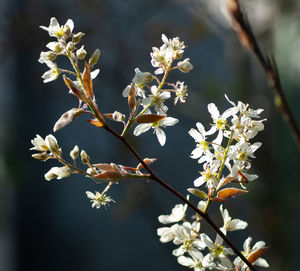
[
  {"left": 103, "top": 125, "right": 257, "bottom": 271},
  {"left": 225, "top": 0, "right": 300, "bottom": 151}
]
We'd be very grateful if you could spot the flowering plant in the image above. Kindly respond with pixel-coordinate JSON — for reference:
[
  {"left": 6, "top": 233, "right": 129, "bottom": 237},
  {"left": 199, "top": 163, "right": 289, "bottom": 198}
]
[{"left": 30, "top": 16, "right": 270, "bottom": 271}]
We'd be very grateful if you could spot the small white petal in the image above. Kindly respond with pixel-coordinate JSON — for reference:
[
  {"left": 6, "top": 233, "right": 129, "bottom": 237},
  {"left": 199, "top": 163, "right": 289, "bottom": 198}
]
[
  {"left": 155, "top": 127, "right": 166, "bottom": 146},
  {"left": 133, "top": 123, "right": 152, "bottom": 136},
  {"left": 207, "top": 103, "right": 219, "bottom": 120}
]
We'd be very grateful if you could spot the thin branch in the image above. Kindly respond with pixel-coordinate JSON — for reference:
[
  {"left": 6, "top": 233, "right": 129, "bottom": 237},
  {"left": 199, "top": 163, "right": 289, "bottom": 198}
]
[
  {"left": 103, "top": 125, "right": 257, "bottom": 271},
  {"left": 225, "top": 0, "right": 300, "bottom": 151}
]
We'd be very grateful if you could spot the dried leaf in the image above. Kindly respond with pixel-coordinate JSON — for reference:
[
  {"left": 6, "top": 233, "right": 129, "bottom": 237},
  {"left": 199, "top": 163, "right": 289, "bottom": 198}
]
[
  {"left": 53, "top": 108, "right": 85, "bottom": 132},
  {"left": 83, "top": 62, "right": 93, "bottom": 99},
  {"left": 215, "top": 188, "right": 248, "bottom": 201},
  {"left": 187, "top": 188, "right": 208, "bottom": 200},
  {"left": 128, "top": 83, "right": 136, "bottom": 113},
  {"left": 136, "top": 114, "right": 166, "bottom": 123},
  {"left": 248, "top": 247, "right": 269, "bottom": 264},
  {"left": 87, "top": 118, "right": 104, "bottom": 127}
]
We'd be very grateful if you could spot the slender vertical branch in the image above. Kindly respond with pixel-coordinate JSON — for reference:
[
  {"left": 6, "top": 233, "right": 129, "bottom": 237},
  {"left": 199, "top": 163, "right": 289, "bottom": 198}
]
[
  {"left": 103, "top": 125, "right": 257, "bottom": 271},
  {"left": 225, "top": 0, "right": 300, "bottom": 151}
]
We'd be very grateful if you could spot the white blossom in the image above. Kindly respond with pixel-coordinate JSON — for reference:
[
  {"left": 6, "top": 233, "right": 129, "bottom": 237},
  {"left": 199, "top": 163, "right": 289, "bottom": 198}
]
[
  {"left": 220, "top": 205, "right": 248, "bottom": 232},
  {"left": 44, "top": 166, "right": 71, "bottom": 181},
  {"left": 40, "top": 17, "right": 74, "bottom": 39},
  {"left": 234, "top": 237, "right": 269, "bottom": 270},
  {"left": 41, "top": 61, "right": 60, "bottom": 83},
  {"left": 86, "top": 191, "right": 115, "bottom": 209}
]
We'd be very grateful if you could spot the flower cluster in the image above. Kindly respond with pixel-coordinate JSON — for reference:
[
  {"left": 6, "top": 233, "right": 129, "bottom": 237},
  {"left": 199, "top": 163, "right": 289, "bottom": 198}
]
[
  {"left": 158, "top": 202, "right": 268, "bottom": 270},
  {"left": 122, "top": 34, "right": 193, "bottom": 145},
  {"left": 189, "top": 95, "right": 265, "bottom": 194},
  {"left": 39, "top": 17, "right": 100, "bottom": 83},
  {"left": 157, "top": 96, "right": 269, "bottom": 270}
]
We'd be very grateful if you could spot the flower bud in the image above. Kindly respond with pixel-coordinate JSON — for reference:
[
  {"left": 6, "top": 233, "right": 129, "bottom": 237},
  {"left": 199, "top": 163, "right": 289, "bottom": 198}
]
[
  {"left": 44, "top": 166, "right": 71, "bottom": 181},
  {"left": 70, "top": 145, "right": 79, "bottom": 160},
  {"left": 88, "top": 49, "right": 101, "bottom": 66},
  {"left": 45, "top": 134, "right": 61, "bottom": 156},
  {"left": 66, "top": 41, "right": 75, "bottom": 52},
  {"left": 32, "top": 152, "right": 50, "bottom": 161},
  {"left": 177, "top": 58, "right": 193, "bottom": 73},
  {"left": 72, "top": 32, "right": 85, "bottom": 44},
  {"left": 80, "top": 150, "right": 90, "bottom": 164},
  {"left": 63, "top": 24, "right": 71, "bottom": 39},
  {"left": 76, "top": 45, "right": 87, "bottom": 60}
]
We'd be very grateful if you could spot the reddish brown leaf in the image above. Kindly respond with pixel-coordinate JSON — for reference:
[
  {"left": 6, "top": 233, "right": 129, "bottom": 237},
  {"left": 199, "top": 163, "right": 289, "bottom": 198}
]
[
  {"left": 248, "top": 247, "right": 269, "bottom": 264},
  {"left": 128, "top": 84, "right": 136, "bottom": 113},
  {"left": 93, "top": 163, "right": 119, "bottom": 172},
  {"left": 83, "top": 62, "right": 93, "bottom": 99},
  {"left": 87, "top": 118, "right": 104, "bottom": 127},
  {"left": 63, "top": 75, "right": 86, "bottom": 101},
  {"left": 94, "top": 171, "right": 123, "bottom": 180},
  {"left": 136, "top": 158, "right": 157, "bottom": 170},
  {"left": 217, "top": 176, "right": 235, "bottom": 190},
  {"left": 214, "top": 188, "right": 248, "bottom": 201},
  {"left": 136, "top": 114, "right": 166, "bottom": 123}
]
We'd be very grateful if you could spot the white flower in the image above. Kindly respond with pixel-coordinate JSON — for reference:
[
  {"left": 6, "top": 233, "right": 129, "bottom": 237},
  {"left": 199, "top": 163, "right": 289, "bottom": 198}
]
[
  {"left": 174, "top": 81, "right": 188, "bottom": 105},
  {"left": 172, "top": 222, "right": 205, "bottom": 257},
  {"left": 30, "top": 134, "right": 49, "bottom": 152},
  {"left": 158, "top": 203, "right": 187, "bottom": 224},
  {"left": 189, "top": 122, "right": 212, "bottom": 160},
  {"left": 46, "top": 41, "right": 63, "bottom": 53},
  {"left": 132, "top": 68, "right": 153, "bottom": 85},
  {"left": 38, "top": 51, "right": 56, "bottom": 63},
  {"left": 161, "top": 34, "right": 185, "bottom": 59},
  {"left": 220, "top": 205, "right": 248, "bottom": 232},
  {"left": 44, "top": 166, "right": 71, "bottom": 181},
  {"left": 177, "top": 251, "right": 215, "bottom": 271},
  {"left": 141, "top": 85, "right": 171, "bottom": 112},
  {"left": 200, "top": 232, "right": 234, "bottom": 265},
  {"left": 193, "top": 162, "right": 219, "bottom": 188},
  {"left": 234, "top": 237, "right": 269, "bottom": 270},
  {"left": 41, "top": 61, "right": 60, "bottom": 83},
  {"left": 207, "top": 102, "right": 238, "bottom": 145},
  {"left": 134, "top": 115, "right": 178, "bottom": 146},
  {"left": 122, "top": 84, "right": 145, "bottom": 98},
  {"left": 86, "top": 191, "right": 115, "bottom": 209},
  {"left": 40, "top": 17, "right": 74, "bottom": 39}
]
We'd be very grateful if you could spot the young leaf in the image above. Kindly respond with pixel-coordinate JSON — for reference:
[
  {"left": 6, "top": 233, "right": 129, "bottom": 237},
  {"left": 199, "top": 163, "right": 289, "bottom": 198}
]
[
  {"left": 136, "top": 114, "right": 166, "bottom": 123},
  {"left": 93, "top": 163, "right": 120, "bottom": 172},
  {"left": 94, "top": 171, "right": 124, "bottom": 180},
  {"left": 63, "top": 75, "right": 86, "bottom": 102},
  {"left": 87, "top": 118, "right": 104, "bottom": 127},
  {"left": 187, "top": 188, "right": 208, "bottom": 200},
  {"left": 82, "top": 62, "right": 93, "bottom": 99},
  {"left": 128, "top": 83, "right": 136, "bottom": 113},
  {"left": 214, "top": 188, "right": 248, "bottom": 201},
  {"left": 248, "top": 247, "right": 269, "bottom": 264}
]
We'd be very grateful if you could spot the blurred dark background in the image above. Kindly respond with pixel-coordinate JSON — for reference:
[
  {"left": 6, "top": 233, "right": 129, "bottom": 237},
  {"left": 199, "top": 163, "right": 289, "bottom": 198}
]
[{"left": 0, "top": 0, "right": 299, "bottom": 270}]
